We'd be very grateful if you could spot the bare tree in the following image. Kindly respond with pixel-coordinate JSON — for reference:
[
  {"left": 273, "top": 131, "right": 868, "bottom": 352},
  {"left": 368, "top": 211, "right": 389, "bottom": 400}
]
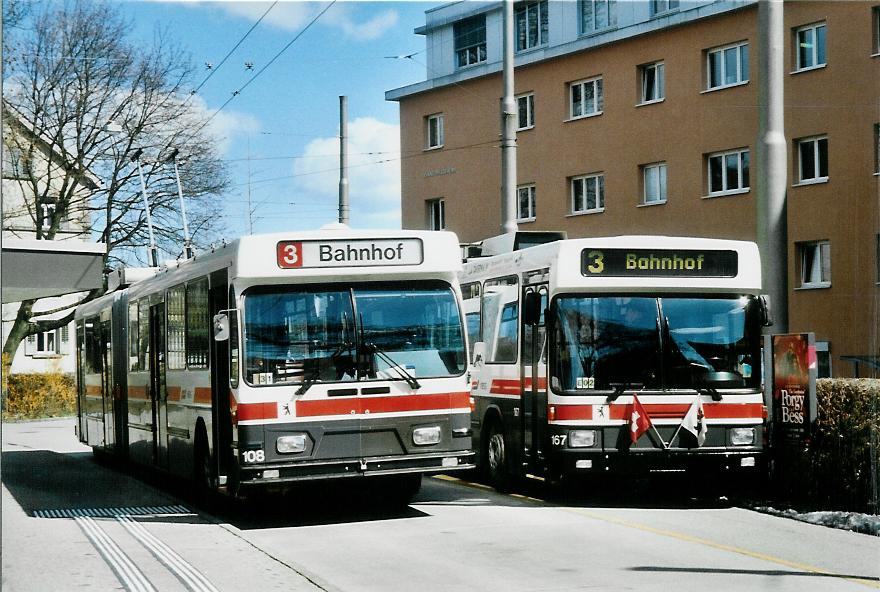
[{"left": 2, "top": 0, "right": 229, "bottom": 365}]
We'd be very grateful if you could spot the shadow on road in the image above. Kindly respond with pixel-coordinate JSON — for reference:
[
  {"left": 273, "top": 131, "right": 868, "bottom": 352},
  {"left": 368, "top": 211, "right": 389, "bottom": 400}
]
[{"left": 631, "top": 566, "right": 880, "bottom": 583}]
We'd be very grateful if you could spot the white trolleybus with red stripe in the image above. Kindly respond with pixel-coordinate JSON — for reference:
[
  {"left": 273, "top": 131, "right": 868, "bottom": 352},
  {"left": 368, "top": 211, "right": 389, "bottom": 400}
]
[
  {"left": 74, "top": 228, "right": 474, "bottom": 502},
  {"left": 460, "top": 232, "right": 772, "bottom": 492}
]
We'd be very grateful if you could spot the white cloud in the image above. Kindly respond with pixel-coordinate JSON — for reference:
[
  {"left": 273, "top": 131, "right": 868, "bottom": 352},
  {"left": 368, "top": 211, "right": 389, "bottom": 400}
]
[
  {"left": 215, "top": 2, "right": 398, "bottom": 41},
  {"left": 183, "top": 95, "right": 261, "bottom": 155},
  {"left": 293, "top": 117, "right": 401, "bottom": 227}
]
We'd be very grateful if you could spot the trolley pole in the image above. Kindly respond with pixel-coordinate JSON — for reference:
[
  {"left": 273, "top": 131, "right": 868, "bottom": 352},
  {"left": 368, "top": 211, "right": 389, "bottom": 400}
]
[
  {"left": 757, "top": 0, "right": 788, "bottom": 333},
  {"left": 339, "top": 95, "right": 350, "bottom": 225},
  {"left": 132, "top": 149, "right": 159, "bottom": 267},
  {"left": 500, "top": 0, "right": 518, "bottom": 234},
  {"left": 167, "top": 149, "right": 194, "bottom": 259}
]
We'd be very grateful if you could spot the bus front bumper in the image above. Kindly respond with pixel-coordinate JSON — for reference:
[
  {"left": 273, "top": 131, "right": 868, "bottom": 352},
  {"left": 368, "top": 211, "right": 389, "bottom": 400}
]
[{"left": 236, "top": 450, "right": 475, "bottom": 487}]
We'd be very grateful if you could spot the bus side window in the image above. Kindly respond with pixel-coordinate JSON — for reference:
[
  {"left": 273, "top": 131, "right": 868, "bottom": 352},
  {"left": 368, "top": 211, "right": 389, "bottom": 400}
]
[{"left": 495, "top": 302, "right": 518, "bottom": 362}]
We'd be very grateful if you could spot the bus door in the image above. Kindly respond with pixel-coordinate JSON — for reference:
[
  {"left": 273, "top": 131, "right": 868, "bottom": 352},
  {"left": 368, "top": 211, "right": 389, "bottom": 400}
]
[
  {"left": 149, "top": 303, "right": 169, "bottom": 468},
  {"left": 209, "top": 270, "right": 231, "bottom": 480},
  {"left": 100, "top": 317, "right": 115, "bottom": 450},
  {"left": 521, "top": 281, "right": 548, "bottom": 471},
  {"left": 75, "top": 320, "right": 87, "bottom": 443}
]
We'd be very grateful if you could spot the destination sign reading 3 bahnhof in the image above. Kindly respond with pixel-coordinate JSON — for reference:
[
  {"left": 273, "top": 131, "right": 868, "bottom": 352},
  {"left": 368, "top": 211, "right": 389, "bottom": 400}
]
[
  {"left": 581, "top": 248, "right": 738, "bottom": 277},
  {"left": 277, "top": 238, "right": 424, "bottom": 269}
]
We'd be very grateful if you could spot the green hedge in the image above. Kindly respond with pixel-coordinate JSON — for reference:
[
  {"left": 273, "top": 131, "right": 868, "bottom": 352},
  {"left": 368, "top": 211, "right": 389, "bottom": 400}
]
[
  {"left": 2, "top": 372, "right": 76, "bottom": 420},
  {"left": 807, "top": 378, "right": 880, "bottom": 512}
]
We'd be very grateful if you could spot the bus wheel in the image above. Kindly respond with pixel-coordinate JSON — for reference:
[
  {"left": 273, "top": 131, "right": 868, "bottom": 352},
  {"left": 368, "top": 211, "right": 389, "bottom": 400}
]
[
  {"left": 484, "top": 421, "right": 511, "bottom": 492},
  {"left": 193, "top": 432, "right": 217, "bottom": 508}
]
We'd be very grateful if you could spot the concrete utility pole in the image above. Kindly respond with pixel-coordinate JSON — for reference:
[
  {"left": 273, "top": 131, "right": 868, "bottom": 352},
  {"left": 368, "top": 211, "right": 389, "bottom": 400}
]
[
  {"left": 339, "top": 95, "right": 350, "bottom": 225},
  {"left": 500, "top": 0, "right": 518, "bottom": 234},
  {"left": 757, "top": 0, "right": 788, "bottom": 332}
]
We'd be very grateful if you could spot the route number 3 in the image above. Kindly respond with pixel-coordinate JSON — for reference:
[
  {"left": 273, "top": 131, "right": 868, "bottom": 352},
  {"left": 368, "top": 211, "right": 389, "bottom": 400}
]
[
  {"left": 277, "top": 241, "right": 303, "bottom": 268},
  {"left": 585, "top": 250, "right": 604, "bottom": 274}
]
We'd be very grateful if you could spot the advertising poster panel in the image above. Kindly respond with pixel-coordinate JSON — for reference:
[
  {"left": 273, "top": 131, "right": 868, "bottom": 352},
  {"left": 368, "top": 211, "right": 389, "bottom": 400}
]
[{"left": 771, "top": 333, "right": 817, "bottom": 444}]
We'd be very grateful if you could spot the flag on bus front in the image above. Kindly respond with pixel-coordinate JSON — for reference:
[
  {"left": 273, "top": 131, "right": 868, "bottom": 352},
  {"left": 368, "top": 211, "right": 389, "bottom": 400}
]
[
  {"left": 629, "top": 395, "right": 652, "bottom": 443},
  {"left": 679, "top": 396, "right": 707, "bottom": 447}
]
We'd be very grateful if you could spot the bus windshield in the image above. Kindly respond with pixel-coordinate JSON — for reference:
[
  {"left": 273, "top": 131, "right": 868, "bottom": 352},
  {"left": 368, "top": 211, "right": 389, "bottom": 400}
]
[
  {"left": 243, "top": 282, "right": 466, "bottom": 386},
  {"left": 550, "top": 295, "right": 761, "bottom": 393}
]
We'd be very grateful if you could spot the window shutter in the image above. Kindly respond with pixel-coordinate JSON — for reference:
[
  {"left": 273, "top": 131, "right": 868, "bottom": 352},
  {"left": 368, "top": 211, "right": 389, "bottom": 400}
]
[
  {"left": 60, "top": 326, "right": 70, "bottom": 354},
  {"left": 24, "top": 334, "right": 36, "bottom": 356}
]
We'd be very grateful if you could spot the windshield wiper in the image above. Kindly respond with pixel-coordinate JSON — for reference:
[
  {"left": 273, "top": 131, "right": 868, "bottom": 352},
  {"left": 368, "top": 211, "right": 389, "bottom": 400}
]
[
  {"left": 295, "top": 366, "right": 321, "bottom": 396},
  {"left": 366, "top": 342, "right": 421, "bottom": 389},
  {"left": 606, "top": 382, "right": 644, "bottom": 403}
]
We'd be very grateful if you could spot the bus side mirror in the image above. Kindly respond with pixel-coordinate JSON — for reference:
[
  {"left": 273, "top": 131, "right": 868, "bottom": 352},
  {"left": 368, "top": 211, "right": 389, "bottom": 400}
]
[
  {"left": 523, "top": 291, "right": 542, "bottom": 326},
  {"left": 759, "top": 294, "right": 773, "bottom": 327},
  {"left": 472, "top": 342, "right": 486, "bottom": 367},
  {"left": 213, "top": 313, "right": 230, "bottom": 341}
]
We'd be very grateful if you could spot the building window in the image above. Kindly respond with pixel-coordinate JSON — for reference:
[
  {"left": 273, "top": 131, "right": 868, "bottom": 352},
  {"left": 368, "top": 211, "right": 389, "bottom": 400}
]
[
  {"left": 707, "top": 149, "right": 750, "bottom": 195},
  {"left": 639, "top": 61, "right": 665, "bottom": 104},
  {"left": 799, "top": 240, "right": 831, "bottom": 288},
  {"left": 874, "top": 123, "right": 879, "bottom": 173},
  {"left": 876, "top": 233, "right": 880, "bottom": 284},
  {"left": 581, "top": 0, "right": 616, "bottom": 33},
  {"left": 642, "top": 162, "right": 667, "bottom": 204},
  {"left": 873, "top": 7, "right": 880, "bottom": 55},
  {"left": 815, "top": 341, "right": 832, "bottom": 378},
  {"left": 515, "top": 1, "right": 548, "bottom": 52},
  {"left": 40, "top": 202, "right": 56, "bottom": 231},
  {"left": 517, "top": 184, "right": 536, "bottom": 222},
  {"left": 571, "top": 173, "right": 605, "bottom": 214},
  {"left": 651, "top": 0, "right": 679, "bottom": 15},
  {"left": 2, "top": 145, "right": 31, "bottom": 180},
  {"left": 706, "top": 42, "right": 749, "bottom": 90},
  {"left": 797, "top": 136, "right": 828, "bottom": 183},
  {"left": 427, "top": 198, "right": 445, "bottom": 230},
  {"left": 455, "top": 15, "right": 486, "bottom": 68},
  {"left": 517, "top": 93, "right": 535, "bottom": 130},
  {"left": 569, "top": 77, "right": 603, "bottom": 119},
  {"left": 425, "top": 114, "right": 444, "bottom": 150},
  {"left": 25, "top": 328, "right": 67, "bottom": 357},
  {"left": 795, "top": 22, "right": 826, "bottom": 71}
]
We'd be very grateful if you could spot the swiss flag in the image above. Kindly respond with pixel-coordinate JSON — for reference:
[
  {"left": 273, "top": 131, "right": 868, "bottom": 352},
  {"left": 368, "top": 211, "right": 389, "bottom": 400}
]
[{"left": 629, "top": 395, "right": 652, "bottom": 444}]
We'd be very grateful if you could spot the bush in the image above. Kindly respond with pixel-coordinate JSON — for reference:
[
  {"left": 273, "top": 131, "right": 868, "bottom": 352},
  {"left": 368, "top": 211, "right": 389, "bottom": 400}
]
[
  {"left": 2, "top": 372, "right": 77, "bottom": 420},
  {"left": 809, "top": 378, "right": 880, "bottom": 512}
]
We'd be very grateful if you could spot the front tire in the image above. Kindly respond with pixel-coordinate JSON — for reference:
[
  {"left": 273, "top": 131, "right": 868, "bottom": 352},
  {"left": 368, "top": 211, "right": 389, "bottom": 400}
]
[
  {"left": 483, "top": 420, "right": 512, "bottom": 492},
  {"left": 192, "top": 431, "right": 218, "bottom": 509}
]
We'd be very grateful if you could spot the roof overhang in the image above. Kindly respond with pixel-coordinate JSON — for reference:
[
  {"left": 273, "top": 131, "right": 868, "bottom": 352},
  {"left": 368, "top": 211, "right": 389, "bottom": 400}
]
[{"left": 1, "top": 238, "right": 106, "bottom": 303}]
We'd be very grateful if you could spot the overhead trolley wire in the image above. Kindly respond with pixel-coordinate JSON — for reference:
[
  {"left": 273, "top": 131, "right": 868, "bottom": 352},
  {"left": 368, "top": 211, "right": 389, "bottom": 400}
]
[{"left": 197, "top": 0, "right": 338, "bottom": 135}]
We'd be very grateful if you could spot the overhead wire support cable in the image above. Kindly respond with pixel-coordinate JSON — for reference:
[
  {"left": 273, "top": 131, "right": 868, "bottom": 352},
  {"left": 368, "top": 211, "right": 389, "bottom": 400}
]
[{"left": 190, "top": 1, "right": 279, "bottom": 97}]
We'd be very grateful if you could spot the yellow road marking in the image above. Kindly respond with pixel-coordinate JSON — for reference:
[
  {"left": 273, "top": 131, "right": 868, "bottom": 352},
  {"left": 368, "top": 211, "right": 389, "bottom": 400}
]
[{"left": 431, "top": 475, "right": 880, "bottom": 588}]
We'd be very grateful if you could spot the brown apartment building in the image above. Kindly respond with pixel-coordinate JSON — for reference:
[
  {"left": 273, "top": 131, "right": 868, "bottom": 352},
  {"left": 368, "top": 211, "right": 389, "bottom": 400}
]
[{"left": 386, "top": 0, "right": 880, "bottom": 378}]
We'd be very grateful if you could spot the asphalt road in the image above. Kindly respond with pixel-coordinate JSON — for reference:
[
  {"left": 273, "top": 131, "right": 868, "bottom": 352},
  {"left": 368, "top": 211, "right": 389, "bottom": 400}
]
[{"left": 2, "top": 418, "right": 878, "bottom": 592}]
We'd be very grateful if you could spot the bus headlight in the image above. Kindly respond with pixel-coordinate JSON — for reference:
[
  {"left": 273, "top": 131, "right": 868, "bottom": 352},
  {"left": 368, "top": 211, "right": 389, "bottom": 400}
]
[
  {"left": 276, "top": 434, "right": 308, "bottom": 454},
  {"left": 413, "top": 426, "right": 442, "bottom": 446},
  {"left": 730, "top": 427, "right": 756, "bottom": 446},
  {"left": 569, "top": 430, "right": 597, "bottom": 448}
]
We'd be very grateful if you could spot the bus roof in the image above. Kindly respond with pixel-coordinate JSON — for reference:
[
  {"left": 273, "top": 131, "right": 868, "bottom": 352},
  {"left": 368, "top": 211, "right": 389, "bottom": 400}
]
[
  {"left": 462, "top": 235, "right": 762, "bottom": 294},
  {"left": 76, "top": 228, "right": 463, "bottom": 319}
]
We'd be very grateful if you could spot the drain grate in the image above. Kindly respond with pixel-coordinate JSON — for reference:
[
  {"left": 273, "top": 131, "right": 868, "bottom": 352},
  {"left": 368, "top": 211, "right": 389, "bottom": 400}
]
[{"left": 32, "top": 505, "right": 191, "bottom": 518}]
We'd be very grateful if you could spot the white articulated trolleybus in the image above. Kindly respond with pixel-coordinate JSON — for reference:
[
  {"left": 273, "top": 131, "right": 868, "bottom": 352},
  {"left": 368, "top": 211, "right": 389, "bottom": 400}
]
[
  {"left": 75, "top": 228, "right": 474, "bottom": 501},
  {"left": 461, "top": 232, "right": 772, "bottom": 491}
]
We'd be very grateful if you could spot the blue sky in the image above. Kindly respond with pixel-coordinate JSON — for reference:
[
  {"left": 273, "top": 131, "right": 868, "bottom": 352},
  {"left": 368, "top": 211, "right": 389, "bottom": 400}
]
[{"left": 121, "top": 0, "right": 436, "bottom": 240}]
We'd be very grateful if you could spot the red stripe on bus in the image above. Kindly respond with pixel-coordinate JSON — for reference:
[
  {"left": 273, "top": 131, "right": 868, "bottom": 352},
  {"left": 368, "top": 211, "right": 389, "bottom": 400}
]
[
  {"left": 550, "top": 402, "right": 765, "bottom": 422},
  {"left": 86, "top": 385, "right": 102, "bottom": 396},
  {"left": 128, "top": 386, "right": 148, "bottom": 399},
  {"left": 489, "top": 378, "right": 547, "bottom": 396},
  {"left": 296, "top": 392, "right": 470, "bottom": 418},
  {"left": 194, "top": 387, "right": 212, "bottom": 404},
  {"left": 166, "top": 386, "right": 182, "bottom": 401},
  {"left": 237, "top": 402, "right": 278, "bottom": 422}
]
